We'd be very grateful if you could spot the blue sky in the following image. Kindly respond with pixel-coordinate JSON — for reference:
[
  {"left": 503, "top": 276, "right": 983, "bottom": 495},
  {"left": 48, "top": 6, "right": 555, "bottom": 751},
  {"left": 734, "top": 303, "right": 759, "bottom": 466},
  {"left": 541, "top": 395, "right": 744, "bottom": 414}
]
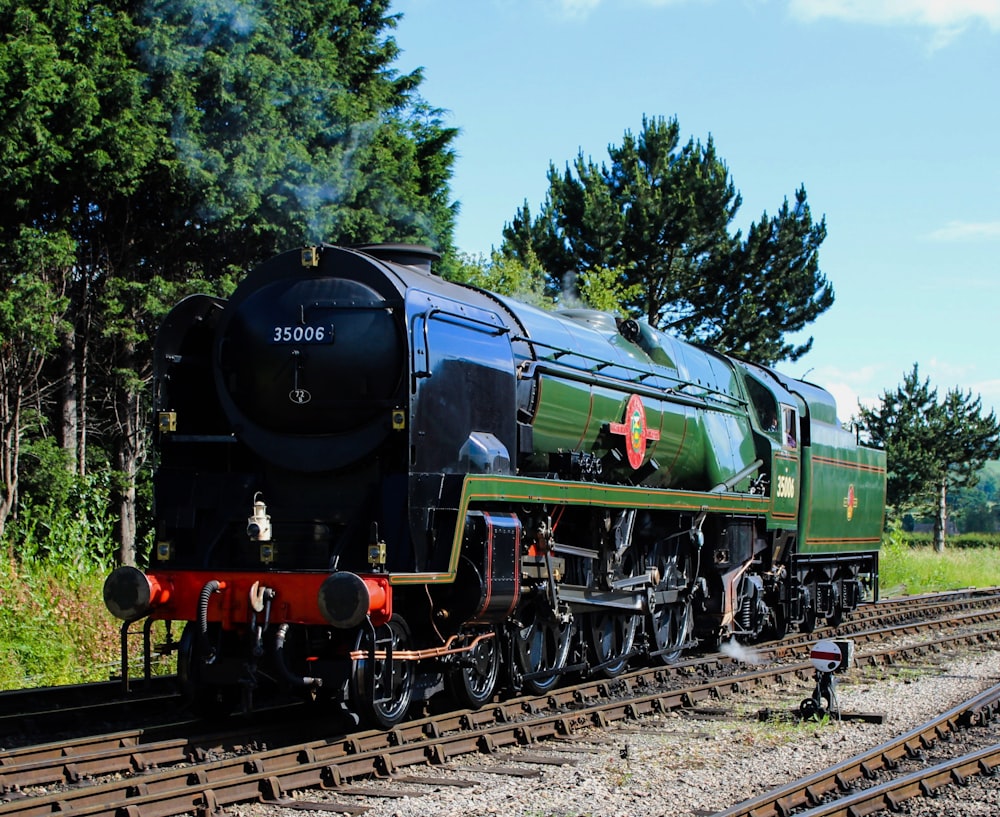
[{"left": 390, "top": 0, "right": 1000, "bottom": 423}]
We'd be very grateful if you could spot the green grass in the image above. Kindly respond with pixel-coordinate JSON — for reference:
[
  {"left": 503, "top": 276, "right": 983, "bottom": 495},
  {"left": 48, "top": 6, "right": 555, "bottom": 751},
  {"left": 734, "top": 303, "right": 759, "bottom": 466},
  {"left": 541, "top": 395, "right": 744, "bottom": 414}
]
[
  {"left": 878, "top": 533, "right": 1000, "bottom": 597},
  {"left": 0, "top": 558, "right": 142, "bottom": 691}
]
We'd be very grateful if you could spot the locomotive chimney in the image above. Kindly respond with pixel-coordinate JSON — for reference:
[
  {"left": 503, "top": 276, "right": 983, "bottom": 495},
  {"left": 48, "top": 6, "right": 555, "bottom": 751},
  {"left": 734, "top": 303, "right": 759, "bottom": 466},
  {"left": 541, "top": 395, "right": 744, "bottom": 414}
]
[{"left": 356, "top": 243, "right": 441, "bottom": 276}]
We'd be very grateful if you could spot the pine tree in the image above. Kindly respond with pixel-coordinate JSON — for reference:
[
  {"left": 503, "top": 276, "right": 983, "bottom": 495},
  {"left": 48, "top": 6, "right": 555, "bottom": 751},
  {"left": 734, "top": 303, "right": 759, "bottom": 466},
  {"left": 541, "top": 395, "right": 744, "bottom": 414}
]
[
  {"left": 141, "top": 0, "right": 457, "bottom": 267},
  {"left": 859, "top": 364, "right": 1000, "bottom": 550},
  {"left": 0, "top": 0, "right": 156, "bottom": 541},
  {"left": 501, "top": 115, "right": 832, "bottom": 365}
]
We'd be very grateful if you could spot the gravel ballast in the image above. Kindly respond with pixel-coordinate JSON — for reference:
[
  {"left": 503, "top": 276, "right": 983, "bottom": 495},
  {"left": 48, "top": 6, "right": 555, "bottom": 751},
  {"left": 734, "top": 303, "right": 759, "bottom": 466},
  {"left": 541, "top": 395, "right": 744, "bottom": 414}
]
[{"left": 234, "top": 648, "right": 1000, "bottom": 817}]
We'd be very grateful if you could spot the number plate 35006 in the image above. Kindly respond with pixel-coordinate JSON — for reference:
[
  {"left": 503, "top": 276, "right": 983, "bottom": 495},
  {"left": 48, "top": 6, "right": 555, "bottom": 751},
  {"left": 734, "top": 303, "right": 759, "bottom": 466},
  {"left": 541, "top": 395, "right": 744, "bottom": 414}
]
[{"left": 271, "top": 325, "right": 333, "bottom": 343}]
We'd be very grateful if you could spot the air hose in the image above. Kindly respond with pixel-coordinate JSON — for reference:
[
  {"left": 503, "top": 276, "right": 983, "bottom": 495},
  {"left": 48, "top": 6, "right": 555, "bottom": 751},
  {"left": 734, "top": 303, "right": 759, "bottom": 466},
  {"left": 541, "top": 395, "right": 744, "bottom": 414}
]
[
  {"left": 274, "top": 624, "right": 323, "bottom": 690},
  {"left": 198, "top": 579, "right": 223, "bottom": 663}
]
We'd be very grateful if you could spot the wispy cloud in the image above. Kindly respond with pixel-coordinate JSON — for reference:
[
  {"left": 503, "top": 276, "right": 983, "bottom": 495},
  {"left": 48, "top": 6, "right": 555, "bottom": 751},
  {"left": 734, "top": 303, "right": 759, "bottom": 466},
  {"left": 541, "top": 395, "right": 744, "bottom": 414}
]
[
  {"left": 970, "top": 378, "right": 1000, "bottom": 418},
  {"left": 927, "top": 220, "right": 1000, "bottom": 241},
  {"left": 919, "top": 359, "right": 1000, "bottom": 415},
  {"left": 548, "top": 0, "right": 694, "bottom": 19},
  {"left": 552, "top": 0, "right": 601, "bottom": 16},
  {"left": 926, "top": 357, "right": 977, "bottom": 384},
  {"left": 803, "top": 364, "right": 884, "bottom": 421},
  {"left": 814, "top": 360, "right": 1000, "bottom": 423},
  {"left": 546, "top": 0, "right": 1000, "bottom": 34},
  {"left": 788, "top": 0, "right": 1000, "bottom": 35}
]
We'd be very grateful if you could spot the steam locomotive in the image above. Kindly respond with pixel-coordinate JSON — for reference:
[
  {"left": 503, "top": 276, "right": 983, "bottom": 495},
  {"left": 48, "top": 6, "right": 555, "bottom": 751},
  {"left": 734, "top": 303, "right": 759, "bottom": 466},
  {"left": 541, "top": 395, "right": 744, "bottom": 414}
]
[{"left": 104, "top": 243, "right": 886, "bottom": 727}]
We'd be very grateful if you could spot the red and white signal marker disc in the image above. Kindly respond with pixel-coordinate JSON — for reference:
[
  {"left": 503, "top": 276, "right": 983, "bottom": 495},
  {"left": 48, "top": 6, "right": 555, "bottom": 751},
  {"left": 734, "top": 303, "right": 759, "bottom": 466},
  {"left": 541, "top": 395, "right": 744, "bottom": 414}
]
[{"left": 810, "top": 639, "right": 842, "bottom": 673}]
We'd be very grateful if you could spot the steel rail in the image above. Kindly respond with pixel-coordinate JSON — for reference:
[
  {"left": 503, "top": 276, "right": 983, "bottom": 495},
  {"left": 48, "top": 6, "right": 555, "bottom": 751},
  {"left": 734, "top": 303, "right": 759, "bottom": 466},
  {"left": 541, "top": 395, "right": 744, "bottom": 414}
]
[
  {"left": 2, "top": 598, "right": 999, "bottom": 778},
  {"left": 770, "top": 742, "right": 1000, "bottom": 817},
  {"left": 3, "top": 599, "right": 998, "bottom": 792}
]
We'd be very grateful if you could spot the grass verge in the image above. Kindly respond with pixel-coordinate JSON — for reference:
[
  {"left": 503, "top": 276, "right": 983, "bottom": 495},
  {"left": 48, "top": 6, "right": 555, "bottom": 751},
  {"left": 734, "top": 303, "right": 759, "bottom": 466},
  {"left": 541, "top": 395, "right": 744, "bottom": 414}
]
[
  {"left": 878, "top": 535, "right": 1000, "bottom": 597},
  {"left": 0, "top": 558, "right": 125, "bottom": 689}
]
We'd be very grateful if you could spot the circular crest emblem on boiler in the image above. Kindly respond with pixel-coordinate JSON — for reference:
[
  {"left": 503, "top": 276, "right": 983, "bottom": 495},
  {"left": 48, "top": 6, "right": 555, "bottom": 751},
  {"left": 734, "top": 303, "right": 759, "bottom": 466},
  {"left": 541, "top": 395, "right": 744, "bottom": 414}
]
[
  {"left": 609, "top": 393, "right": 661, "bottom": 469},
  {"left": 289, "top": 388, "right": 312, "bottom": 405}
]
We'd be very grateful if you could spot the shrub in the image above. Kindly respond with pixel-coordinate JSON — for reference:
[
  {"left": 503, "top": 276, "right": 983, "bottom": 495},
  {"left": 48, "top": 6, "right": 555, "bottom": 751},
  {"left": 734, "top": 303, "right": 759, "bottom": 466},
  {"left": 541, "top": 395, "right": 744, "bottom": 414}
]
[
  {"left": 902, "top": 532, "right": 1000, "bottom": 549},
  {"left": 0, "top": 465, "right": 124, "bottom": 689},
  {"left": 0, "top": 559, "right": 123, "bottom": 689},
  {"left": 7, "top": 470, "right": 117, "bottom": 580}
]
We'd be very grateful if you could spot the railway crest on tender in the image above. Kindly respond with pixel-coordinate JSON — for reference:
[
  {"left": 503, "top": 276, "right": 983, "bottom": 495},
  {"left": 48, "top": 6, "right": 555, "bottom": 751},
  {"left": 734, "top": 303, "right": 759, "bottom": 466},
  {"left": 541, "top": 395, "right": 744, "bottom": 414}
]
[
  {"left": 844, "top": 484, "right": 858, "bottom": 521},
  {"left": 610, "top": 393, "right": 660, "bottom": 469}
]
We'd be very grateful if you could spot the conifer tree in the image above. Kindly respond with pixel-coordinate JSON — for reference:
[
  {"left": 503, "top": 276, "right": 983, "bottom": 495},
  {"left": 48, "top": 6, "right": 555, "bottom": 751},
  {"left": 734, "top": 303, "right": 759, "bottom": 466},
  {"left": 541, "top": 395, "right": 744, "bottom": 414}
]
[
  {"left": 501, "top": 115, "right": 832, "bottom": 365},
  {"left": 859, "top": 364, "right": 1000, "bottom": 550}
]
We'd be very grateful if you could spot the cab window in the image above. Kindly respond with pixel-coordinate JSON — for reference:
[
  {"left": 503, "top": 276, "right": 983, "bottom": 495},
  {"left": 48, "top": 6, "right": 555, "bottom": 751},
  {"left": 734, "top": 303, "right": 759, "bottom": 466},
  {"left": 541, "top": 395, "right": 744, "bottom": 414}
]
[
  {"left": 782, "top": 406, "right": 798, "bottom": 448},
  {"left": 746, "top": 376, "right": 779, "bottom": 435}
]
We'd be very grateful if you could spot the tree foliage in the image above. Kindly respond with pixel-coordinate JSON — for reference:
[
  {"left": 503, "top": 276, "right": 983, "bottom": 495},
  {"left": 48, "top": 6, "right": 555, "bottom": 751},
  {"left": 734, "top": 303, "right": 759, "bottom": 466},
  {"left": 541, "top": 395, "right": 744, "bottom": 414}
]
[
  {"left": 141, "top": 0, "right": 457, "bottom": 269},
  {"left": 447, "top": 250, "right": 553, "bottom": 309},
  {"left": 501, "top": 115, "right": 833, "bottom": 365},
  {"left": 0, "top": 0, "right": 458, "bottom": 562},
  {"left": 859, "top": 364, "right": 1000, "bottom": 550},
  {"left": 948, "top": 473, "right": 998, "bottom": 533},
  {"left": 0, "top": 229, "right": 72, "bottom": 542}
]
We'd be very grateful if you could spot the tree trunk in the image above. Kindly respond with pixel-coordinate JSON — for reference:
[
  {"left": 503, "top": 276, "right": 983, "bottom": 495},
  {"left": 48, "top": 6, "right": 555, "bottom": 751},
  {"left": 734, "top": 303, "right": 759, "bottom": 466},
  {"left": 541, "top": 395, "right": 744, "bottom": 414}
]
[
  {"left": 0, "top": 422, "right": 13, "bottom": 547},
  {"left": 59, "top": 328, "right": 79, "bottom": 474},
  {"left": 77, "top": 280, "right": 91, "bottom": 477},
  {"left": 933, "top": 479, "right": 948, "bottom": 553},
  {"left": 117, "top": 459, "right": 137, "bottom": 567},
  {"left": 0, "top": 385, "right": 21, "bottom": 547},
  {"left": 115, "top": 386, "right": 141, "bottom": 567},
  {"left": 113, "top": 328, "right": 148, "bottom": 567}
]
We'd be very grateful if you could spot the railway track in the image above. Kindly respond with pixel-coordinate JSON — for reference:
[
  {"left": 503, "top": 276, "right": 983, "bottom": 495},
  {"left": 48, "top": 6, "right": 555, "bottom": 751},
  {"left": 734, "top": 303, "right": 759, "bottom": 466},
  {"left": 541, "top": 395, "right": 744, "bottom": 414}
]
[
  {"left": 0, "top": 677, "right": 179, "bottom": 750},
  {"left": 715, "top": 678, "right": 1000, "bottom": 817},
  {"left": 2, "top": 592, "right": 1000, "bottom": 817},
  {"left": 2, "top": 586, "right": 995, "bottom": 747}
]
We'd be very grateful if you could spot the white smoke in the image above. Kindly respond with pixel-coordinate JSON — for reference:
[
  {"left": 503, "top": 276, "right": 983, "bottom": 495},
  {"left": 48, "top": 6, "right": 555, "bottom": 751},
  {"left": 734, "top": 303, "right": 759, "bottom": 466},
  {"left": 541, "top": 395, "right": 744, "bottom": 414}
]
[{"left": 719, "top": 638, "right": 765, "bottom": 665}]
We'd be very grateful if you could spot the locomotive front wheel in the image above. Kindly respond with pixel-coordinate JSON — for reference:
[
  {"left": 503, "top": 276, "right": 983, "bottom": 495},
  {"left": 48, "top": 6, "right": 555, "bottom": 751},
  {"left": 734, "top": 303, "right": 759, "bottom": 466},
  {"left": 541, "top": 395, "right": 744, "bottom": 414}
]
[
  {"left": 765, "top": 603, "right": 789, "bottom": 640},
  {"left": 445, "top": 627, "right": 501, "bottom": 709},
  {"left": 588, "top": 612, "right": 638, "bottom": 677},
  {"left": 799, "top": 606, "right": 817, "bottom": 634},
  {"left": 350, "top": 615, "right": 415, "bottom": 729},
  {"left": 825, "top": 602, "right": 845, "bottom": 628},
  {"left": 651, "top": 599, "right": 694, "bottom": 663},
  {"left": 511, "top": 598, "right": 572, "bottom": 694}
]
